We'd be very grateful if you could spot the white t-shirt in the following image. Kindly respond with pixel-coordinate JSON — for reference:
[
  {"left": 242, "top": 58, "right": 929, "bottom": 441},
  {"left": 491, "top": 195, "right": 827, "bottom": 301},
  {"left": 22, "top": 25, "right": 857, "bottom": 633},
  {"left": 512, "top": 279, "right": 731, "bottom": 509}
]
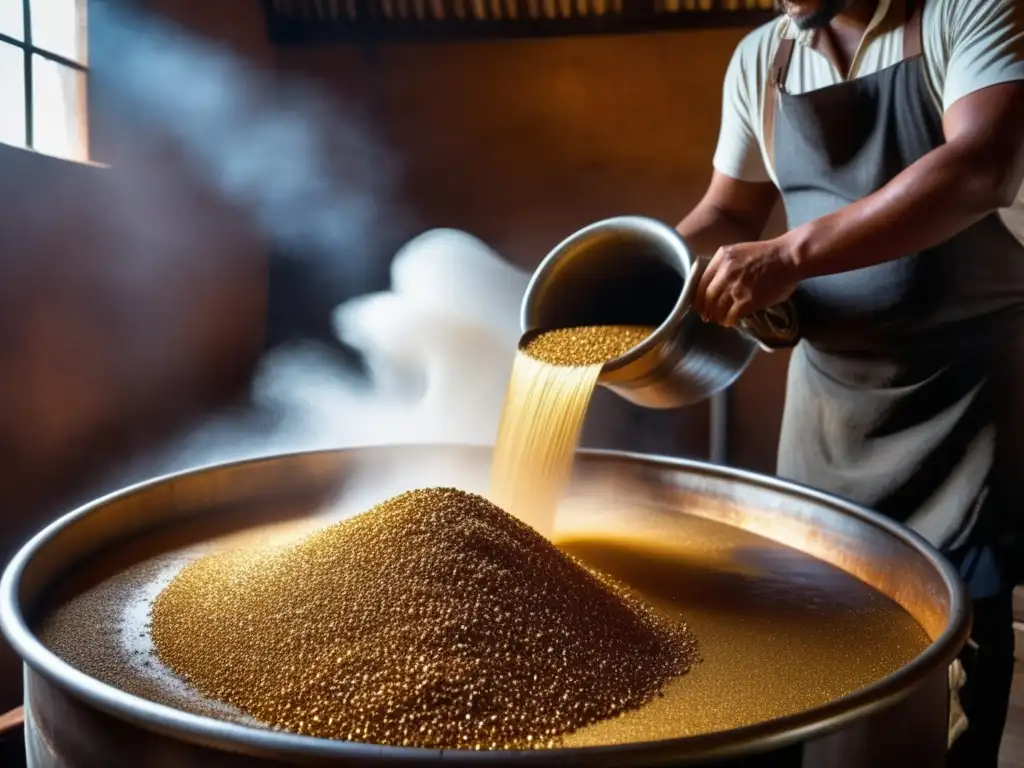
[{"left": 712, "top": 0, "right": 1024, "bottom": 245}]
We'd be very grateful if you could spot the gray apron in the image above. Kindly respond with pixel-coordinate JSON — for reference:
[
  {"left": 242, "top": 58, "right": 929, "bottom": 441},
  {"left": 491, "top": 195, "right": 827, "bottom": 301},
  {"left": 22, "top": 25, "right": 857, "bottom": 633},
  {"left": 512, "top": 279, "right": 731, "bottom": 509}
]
[{"left": 766, "top": 0, "right": 1024, "bottom": 597}]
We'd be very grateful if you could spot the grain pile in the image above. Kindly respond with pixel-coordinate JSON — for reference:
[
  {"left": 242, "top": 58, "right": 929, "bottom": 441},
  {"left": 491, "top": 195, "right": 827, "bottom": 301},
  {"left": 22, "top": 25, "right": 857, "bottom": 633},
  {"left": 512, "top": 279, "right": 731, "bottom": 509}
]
[
  {"left": 490, "top": 325, "right": 653, "bottom": 537},
  {"left": 520, "top": 325, "right": 653, "bottom": 367},
  {"left": 151, "top": 488, "right": 696, "bottom": 749}
]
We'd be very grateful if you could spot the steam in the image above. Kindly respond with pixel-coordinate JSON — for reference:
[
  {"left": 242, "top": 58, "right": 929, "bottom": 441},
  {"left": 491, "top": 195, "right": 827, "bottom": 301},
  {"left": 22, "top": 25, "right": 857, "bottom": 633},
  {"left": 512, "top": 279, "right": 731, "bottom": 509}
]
[
  {"left": 82, "top": 1, "right": 525, "bottom": 490},
  {"left": 75, "top": 2, "right": 695, "bottom": 511},
  {"left": 101, "top": 229, "right": 530, "bottom": 492},
  {"left": 100, "top": 225, "right": 694, "bottom": 510},
  {"left": 90, "top": 0, "right": 397, "bottom": 284}
]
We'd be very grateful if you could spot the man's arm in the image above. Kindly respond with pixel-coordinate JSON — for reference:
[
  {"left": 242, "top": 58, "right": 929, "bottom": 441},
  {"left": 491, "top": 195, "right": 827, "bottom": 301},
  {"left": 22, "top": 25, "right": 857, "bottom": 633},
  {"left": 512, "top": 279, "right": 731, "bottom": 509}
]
[
  {"left": 695, "top": 82, "right": 1024, "bottom": 326},
  {"left": 695, "top": 0, "right": 1024, "bottom": 326},
  {"left": 787, "top": 81, "right": 1024, "bottom": 279},
  {"left": 685, "top": 23, "right": 780, "bottom": 254},
  {"left": 676, "top": 171, "right": 779, "bottom": 256}
]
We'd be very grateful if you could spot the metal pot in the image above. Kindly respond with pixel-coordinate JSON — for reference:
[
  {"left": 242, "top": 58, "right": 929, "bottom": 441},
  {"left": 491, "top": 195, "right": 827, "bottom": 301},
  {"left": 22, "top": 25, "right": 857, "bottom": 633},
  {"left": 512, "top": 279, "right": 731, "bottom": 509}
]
[
  {"left": 1, "top": 446, "right": 968, "bottom": 767},
  {"left": 520, "top": 216, "right": 798, "bottom": 408}
]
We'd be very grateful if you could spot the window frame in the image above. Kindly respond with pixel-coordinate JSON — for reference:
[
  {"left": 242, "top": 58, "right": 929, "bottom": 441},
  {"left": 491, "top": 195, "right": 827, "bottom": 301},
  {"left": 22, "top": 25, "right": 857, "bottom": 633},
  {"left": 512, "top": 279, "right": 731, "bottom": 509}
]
[{"left": 0, "top": 0, "right": 89, "bottom": 157}]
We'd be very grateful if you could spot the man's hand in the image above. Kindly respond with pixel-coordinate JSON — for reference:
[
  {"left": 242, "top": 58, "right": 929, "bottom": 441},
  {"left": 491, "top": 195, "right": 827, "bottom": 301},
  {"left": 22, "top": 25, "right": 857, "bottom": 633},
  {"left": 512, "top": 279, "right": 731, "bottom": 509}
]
[
  {"left": 692, "top": 81, "right": 1024, "bottom": 328},
  {"left": 693, "top": 236, "right": 801, "bottom": 328}
]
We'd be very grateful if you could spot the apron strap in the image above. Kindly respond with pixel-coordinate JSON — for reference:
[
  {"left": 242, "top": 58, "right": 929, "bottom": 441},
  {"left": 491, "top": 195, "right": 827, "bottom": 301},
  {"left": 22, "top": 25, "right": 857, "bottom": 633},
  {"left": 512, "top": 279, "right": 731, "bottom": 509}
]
[
  {"left": 762, "top": 0, "right": 926, "bottom": 174},
  {"left": 763, "top": 34, "right": 795, "bottom": 174}
]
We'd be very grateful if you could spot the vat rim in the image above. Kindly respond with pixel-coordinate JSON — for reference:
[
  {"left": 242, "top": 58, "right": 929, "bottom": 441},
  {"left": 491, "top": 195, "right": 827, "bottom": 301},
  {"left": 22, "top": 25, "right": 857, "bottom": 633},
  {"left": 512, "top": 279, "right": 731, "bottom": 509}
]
[{"left": 0, "top": 444, "right": 971, "bottom": 765}]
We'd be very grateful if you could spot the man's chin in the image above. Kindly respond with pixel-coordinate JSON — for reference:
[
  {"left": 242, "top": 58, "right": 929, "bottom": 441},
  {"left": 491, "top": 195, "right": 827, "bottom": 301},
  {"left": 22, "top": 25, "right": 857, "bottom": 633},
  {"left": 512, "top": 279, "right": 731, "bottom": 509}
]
[
  {"left": 791, "top": 13, "right": 828, "bottom": 30},
  {"left": 778, "top": 0, "right": 849, "bottom": 29}
]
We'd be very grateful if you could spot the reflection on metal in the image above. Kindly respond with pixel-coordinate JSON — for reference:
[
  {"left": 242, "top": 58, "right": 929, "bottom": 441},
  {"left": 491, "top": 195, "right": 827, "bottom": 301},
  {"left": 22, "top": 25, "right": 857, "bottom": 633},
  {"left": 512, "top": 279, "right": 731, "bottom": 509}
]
[
  {"left": 0, "top": 446, "right": 968, "bottom": 766},
  {"left": 262, "top": 0, "right": 776, "bottom": 44},
  {"left": 739, "top": 298, "right": 800, "bottom": 350},
  {"left": 709, "top": 390, "right": 728, "bottom": 464},
  {"left": 521, "top": 217, "right": 759, "bottom": 409}
]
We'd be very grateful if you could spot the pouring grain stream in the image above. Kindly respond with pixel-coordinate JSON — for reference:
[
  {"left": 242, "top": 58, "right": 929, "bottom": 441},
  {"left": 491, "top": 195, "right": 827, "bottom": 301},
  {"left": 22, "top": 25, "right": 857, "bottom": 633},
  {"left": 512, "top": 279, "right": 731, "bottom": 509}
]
[{"left": 490, "top": 325, "right": 654, "bottom": 538}]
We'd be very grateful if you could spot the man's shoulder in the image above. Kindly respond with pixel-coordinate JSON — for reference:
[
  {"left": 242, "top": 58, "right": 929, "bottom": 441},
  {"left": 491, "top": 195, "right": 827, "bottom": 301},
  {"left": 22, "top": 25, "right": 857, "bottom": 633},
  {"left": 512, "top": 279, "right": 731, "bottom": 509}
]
[{"left": 922, "top": 0, "right": 1016, "bottom": 32}]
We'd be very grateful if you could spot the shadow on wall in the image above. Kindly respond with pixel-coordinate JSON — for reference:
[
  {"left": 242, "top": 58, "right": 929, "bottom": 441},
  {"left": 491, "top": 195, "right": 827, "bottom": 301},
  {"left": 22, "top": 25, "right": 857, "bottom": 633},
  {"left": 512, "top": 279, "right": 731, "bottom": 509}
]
[{"left": 278, "top": 29, "right": 752, "bottom": 266}]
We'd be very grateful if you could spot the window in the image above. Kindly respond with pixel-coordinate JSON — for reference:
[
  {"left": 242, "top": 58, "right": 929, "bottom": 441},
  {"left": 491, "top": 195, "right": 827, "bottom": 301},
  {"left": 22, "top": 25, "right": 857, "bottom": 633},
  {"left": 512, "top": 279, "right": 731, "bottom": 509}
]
[{"left": 0, "top": 0, "right": 89, "bottom": 162}]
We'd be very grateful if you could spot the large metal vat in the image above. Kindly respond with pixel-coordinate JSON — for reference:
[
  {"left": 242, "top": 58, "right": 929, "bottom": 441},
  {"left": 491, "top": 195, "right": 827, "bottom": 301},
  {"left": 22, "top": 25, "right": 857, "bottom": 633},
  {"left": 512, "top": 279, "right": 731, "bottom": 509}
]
[{"left": 0, "top": 446, "right": 969, "bottom": 767}]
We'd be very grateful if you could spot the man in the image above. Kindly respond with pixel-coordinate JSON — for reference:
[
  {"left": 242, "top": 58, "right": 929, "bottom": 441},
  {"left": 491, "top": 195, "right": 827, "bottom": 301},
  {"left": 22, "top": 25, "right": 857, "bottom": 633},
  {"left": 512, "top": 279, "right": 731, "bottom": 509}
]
[{"left": 682, "top": 0, "right": 1024, "bottom": 764}]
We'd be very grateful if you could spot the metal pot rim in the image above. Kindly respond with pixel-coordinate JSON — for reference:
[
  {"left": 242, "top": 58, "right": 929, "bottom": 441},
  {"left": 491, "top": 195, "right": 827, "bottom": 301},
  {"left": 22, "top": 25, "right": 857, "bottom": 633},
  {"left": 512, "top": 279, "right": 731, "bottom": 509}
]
[
  {"left": 0, "top": 445, "right": 971, "bottom": 765},
  {"left": 519, "top": 216, "right": 714, "bottom": 376}
]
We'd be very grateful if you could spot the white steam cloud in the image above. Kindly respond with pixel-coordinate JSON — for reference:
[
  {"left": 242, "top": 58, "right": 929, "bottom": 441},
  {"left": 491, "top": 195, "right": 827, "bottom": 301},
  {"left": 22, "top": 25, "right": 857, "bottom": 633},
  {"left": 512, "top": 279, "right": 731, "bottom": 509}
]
[
  {"left": 76, "top": 2, "right": 698, "bottom": 509},
  {"left": 108, "top": 229, "right": 530, "bottom": 489},
  {"left": 90, "top": 0, "right": 397, "bottom": 286}
]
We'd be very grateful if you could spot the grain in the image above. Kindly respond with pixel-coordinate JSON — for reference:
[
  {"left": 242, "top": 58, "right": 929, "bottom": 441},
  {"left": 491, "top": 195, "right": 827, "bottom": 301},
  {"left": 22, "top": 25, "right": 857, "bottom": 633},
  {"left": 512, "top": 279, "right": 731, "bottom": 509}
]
[
  {"left": 41, "top": 508, "right": 931, "bottom": 749},
  {"left": 490, "top": 325, "right": 652, "bottom": 537},
  {"left": 150, "top": 488, "right": 697, "bottom": 749},
  {"left": 520, "top": 325, "right": 652, "bottom": 367}
]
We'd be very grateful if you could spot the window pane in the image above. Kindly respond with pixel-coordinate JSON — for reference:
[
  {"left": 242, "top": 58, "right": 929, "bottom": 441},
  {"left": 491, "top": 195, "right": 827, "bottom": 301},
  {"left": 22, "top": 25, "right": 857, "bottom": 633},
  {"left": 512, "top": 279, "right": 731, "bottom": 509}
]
[
  {"left": 32, "top": 54, "right": 87, "bottom": 161},
  {"left": 0, "top": 0, "right": 25, "bottom": 41},
  {"left": 31, "top": 0, "right": 87, "bottom": 64},
  {"left": 0, "top": 42, "right": 26, "bottom": 148}
]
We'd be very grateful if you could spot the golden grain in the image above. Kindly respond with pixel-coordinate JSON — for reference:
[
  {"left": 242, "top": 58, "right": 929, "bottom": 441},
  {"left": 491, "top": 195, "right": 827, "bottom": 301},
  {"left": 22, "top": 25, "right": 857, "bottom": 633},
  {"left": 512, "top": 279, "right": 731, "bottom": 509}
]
[
  {"left": 520, "top": 325, "right": 652, "bottom": 367},
  {"left": 150, "top": 487, "right": 696, "bottom": 749},
  {"left": 490, "top": 325, "right": 653, "bottom": 537}
]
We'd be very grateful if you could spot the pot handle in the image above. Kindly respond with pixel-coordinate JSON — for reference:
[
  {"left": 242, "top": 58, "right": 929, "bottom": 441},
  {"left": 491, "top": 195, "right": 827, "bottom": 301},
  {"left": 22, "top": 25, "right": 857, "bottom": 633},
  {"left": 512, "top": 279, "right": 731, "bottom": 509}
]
[
  {"left": 679, "top": 256, "right": 710, "bottom": 315},
  {"left": 682, "top": 257, "right": 793, "bottom": 353}
]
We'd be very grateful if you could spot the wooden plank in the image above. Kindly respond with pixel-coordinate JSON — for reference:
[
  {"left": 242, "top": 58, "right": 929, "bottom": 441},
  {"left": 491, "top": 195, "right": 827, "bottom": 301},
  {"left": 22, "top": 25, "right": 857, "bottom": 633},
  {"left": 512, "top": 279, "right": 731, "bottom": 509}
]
[{"left": 263, "top": 0, "right": 776, "bottom": 44}]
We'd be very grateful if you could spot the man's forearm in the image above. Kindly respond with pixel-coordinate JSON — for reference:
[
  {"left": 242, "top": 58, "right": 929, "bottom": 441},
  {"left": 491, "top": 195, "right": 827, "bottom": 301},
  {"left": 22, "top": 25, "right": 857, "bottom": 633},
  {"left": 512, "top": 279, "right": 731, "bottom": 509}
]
[
  {"left": 677, "top": 204, "right": 768, "bottom": 257},
  {"left": 785, "top": 141, "right": 1019, "bottom": 280},
  {"left": 692, "top": 84, "right": 1024, "bottom": 326}
]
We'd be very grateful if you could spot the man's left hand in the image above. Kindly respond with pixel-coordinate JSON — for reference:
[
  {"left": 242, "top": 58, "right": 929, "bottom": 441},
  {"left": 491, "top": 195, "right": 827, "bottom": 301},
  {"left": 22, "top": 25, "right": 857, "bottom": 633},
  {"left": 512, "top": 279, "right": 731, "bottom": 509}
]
[{"left": 693, "top": 235, "right": 802, "bottom": 328}]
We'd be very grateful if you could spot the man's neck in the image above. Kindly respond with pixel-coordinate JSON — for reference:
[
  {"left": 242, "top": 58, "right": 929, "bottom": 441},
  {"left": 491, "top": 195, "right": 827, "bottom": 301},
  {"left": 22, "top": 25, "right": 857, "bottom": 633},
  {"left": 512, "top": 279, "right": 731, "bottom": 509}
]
[
  {"left": 833, "top": 0, "right": 879, "bottom": 32},
  {"left": 814, "top": 0, "right": 880, "bottom": 76}
]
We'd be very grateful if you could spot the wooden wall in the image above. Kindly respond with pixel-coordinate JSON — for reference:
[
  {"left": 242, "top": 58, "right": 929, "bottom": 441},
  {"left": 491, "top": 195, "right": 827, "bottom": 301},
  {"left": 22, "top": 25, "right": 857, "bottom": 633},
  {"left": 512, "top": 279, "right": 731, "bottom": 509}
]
[
  {"left": 277, "top": 28, "right": 790, "bottom": 465},
  {"left": 0, "top": 0, "right": 272, "bottom": 710}
]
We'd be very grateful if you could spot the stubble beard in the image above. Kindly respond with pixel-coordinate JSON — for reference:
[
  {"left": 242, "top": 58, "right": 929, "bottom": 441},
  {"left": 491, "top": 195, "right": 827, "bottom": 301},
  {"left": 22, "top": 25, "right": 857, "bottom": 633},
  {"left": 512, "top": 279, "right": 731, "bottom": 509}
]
[{"left": 774, "top": 0, "right": 852, "bottom": 29}]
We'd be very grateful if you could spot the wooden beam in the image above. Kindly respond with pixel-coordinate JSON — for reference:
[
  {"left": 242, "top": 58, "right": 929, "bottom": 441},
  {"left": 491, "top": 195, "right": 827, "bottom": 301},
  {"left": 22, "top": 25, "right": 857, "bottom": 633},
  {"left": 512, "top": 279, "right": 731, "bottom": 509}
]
[{"left": 262, "top": 0, "right": 775, "bottom": 45}]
